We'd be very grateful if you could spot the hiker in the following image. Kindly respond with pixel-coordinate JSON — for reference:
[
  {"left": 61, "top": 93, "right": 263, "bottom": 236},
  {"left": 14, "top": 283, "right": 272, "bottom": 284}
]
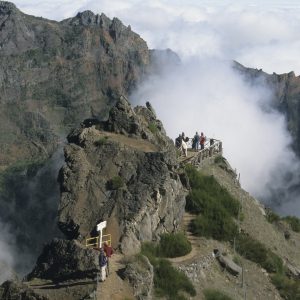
[
  {"left": 103, "top": 242, "right": 113, "bottom": 276},
  {"left": 175, "top": 134, "right": 182, "bottom": 148},
  {"left": 99, "top": 248, "right": 108, "bottom": 282},
  {"left": 180, "top": 138, "right": 188, "bottom": 157},
  {"left": 194, "top": 132, "right": 200, "bottom": 150},
  {"left": 200, "top": 132, "right": 206, "bottom": 150}
]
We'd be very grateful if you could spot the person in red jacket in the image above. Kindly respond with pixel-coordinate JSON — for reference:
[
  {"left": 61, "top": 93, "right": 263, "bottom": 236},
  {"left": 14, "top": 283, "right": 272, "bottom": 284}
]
[
  {"left": 103, "top": 242, "right": 113, "bottom": 275},
  {"left": 200, "top": 132, "right": 206, "bottom": 150}
]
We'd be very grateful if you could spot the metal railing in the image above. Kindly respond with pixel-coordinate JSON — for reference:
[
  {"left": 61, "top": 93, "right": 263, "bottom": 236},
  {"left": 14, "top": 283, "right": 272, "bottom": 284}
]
[
  {"left": 181, "top": 139, "right": 223, "bottom": 165},
  {"left": 86, "top": 234, "right": 112, "bottom": 248}
]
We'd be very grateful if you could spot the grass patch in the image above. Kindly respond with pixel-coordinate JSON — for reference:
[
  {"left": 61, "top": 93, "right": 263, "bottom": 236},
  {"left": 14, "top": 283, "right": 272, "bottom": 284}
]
[
  {"left": 204, "top": 289, "right": 233, "bottom": 300},
  {"left": 266, "top": 210, "right": 280, "bottom": 224},
  {"left": 141, "top": 233, "right": 191, "bottom": 258},
  {"left": 271, "top": 273, "right": 300, "bottom": 300},
  {"left": 141, "top": 233, "right": 195, "bottom": 300},
  {"left": 185, "top": 165, "right": 239, "bottom": 241},
  {"left": 148, "top": 122, "right": 158, "bottom": 134},
  {"left": 235, "top": 233, "right": 283, "bottom": 274},
  {"left": 158, "top": 233, "right": 192, "bottom": 258},
  {"left": 94, "top": 136, "right": 108, "bottom": 146},
  {"left": 282, "top": 216, "right": 300, "bottom": 232},
  {"left": 154, "top": 259, "right": 196, "bottom": 300},
  {"left": 106, "top": 176, "right": 124, "bottom": 190}
]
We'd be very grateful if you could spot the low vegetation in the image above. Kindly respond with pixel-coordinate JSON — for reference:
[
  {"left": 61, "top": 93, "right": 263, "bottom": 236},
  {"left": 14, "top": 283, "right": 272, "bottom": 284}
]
[
  {"left": 235, "top": 233, "right": 283, "bottom": 274},
  {"left": 203, "top": 289, "right": 233, "bottom": 300},
  {"left": 141, "top": 233, "right": 195, "bottom": 300},
  {"left": 141, "top": 233, "right": 191, "bottom": 258},
  {"left": 148, "top": 122, "right": 158, "bottom": 134},
  {"left": 282, "top": 216, "right": 300, "bottom": 232},
  {"left": 94, "top": 136, "right": 109, "bottom": 147},
  {"left": 271, "top": 273, "right": 300, "bottom": 300},
  {"left": 185, "top": 165, "right": 239, "bottom": 241},
  {"left": 106, "top": 176, "right": 124, "bottom": 190},
  {"left": 0, "top": 159, "right": 45, "bottom": 194},
  {"left": 266, "top": 209, "right": 300, "bottom": 233}
]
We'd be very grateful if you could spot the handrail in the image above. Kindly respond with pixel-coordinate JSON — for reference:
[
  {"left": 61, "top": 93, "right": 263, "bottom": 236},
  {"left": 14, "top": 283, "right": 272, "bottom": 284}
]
[
  {"left": 181, "top": 138, "right": 222, "bottom": 165},
  {"left": 85, "top": 234, "right": 112, "bottom": 248}
]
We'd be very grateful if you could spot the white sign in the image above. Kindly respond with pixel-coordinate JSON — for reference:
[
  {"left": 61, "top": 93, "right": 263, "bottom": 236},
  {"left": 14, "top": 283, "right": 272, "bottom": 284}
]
[{"left": 97, "top": 221, "right": 107, "bottom": 232}]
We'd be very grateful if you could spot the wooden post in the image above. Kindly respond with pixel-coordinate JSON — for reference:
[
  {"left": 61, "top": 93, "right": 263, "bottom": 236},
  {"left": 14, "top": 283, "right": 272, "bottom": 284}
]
[{"left": 219, "top": 142, "right": 223, "bottom": 154}]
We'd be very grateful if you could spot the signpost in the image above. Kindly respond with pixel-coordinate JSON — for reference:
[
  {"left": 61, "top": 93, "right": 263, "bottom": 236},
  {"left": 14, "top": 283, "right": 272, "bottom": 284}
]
[{"left": 97, "top": 221, "right": 107, "bottom": 248}]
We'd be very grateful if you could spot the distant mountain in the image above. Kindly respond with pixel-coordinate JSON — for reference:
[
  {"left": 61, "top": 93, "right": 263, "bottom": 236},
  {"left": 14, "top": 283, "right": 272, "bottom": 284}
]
[
  {"left": 234, "top": 61, "right": 300, "bottom": 156},
  {"left": 0, "top": 1, "right": 150, "bottom": 166}
]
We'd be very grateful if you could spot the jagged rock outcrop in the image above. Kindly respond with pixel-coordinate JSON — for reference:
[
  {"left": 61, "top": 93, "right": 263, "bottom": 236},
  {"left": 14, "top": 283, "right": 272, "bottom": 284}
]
[
  {"left": 58, "top": 97, "right": 186, "bottom": 254},
  {"left": 0, "top": 1, "right": 150, "bottom": 166},
  {"left": 123, "top": 255, "right": 154, "bottom": 300},
  {"left": 28, "top": 238, "right": 99, "bottom": 281},
  {"left": 0, "top": 280, "right": 48, "bottom": 300},
  {"left": 234, "top": 61, "right": 300, "bottom": 156}
]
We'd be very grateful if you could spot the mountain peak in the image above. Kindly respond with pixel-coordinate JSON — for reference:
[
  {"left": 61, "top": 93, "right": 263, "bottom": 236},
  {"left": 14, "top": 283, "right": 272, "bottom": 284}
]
[{"left": 0, "top": 1, "right": 18, "bottom": 15}]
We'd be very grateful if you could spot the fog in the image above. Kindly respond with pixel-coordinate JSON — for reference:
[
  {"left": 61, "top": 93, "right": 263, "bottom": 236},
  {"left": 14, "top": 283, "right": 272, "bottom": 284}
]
[
  {"left": 0, "top": 149, "right": 64, "bottom": 283},
  {"left": 131, "top": 58, "right": 299, "bottom": 202}
]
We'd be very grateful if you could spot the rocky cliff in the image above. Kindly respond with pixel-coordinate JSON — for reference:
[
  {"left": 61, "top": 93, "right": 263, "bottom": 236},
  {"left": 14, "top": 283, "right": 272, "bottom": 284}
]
[
  {"left": 0, "top": 1, "right": 149, "bottom": 166},
  {"left": 58, "top": 97, "right": 186, "bottom": 254},
  {"left": 234, "top": 62, "right": 300, "bottom": 156}
]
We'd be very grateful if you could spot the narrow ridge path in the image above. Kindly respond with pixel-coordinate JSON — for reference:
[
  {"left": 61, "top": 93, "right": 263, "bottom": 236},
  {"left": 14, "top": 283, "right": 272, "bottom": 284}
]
[{"left": 96, "top": 253, "right": 134, "bottom": 300}]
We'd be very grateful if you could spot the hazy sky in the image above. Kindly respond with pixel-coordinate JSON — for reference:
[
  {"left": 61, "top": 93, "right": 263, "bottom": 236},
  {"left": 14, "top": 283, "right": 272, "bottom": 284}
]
[
  {"left": 14, "top": 0, "right": 300, "bottom": 74},
  {"left": 11, "top": 1, "right": 300, "bottom": 209}
]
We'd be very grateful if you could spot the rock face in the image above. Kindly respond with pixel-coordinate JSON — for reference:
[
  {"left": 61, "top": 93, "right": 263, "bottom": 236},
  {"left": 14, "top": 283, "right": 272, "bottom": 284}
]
[
  {"left": 234, "top": 62, "right": 300, "bottom": 156},
  {"left": 123, "top": 255, "right": 154, "bottom": 300},
  {"left": 0, "top": 280, "right": 48, "bottom": 300},
  {"left": 0, "top": 1, "right": 150, "bottom": 166},
  {"left": 28, "top": 238, "right": 99, "bottom": 281},
  {"left": 58, "top": 97, "right": 186, "bottom": 254}
]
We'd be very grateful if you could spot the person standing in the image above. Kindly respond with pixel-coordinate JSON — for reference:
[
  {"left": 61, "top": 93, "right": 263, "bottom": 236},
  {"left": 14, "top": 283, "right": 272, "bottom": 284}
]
[
  {"left": 103, "top": 242, "right": 113, "bottom": 276},
  {"left": 99, "top": 248, "right": 107, "bottom": 282},
  {"left": 194, "top": 132, "right": 200, "bottom": 151},
  {"left": 200, "top": 132, "right": 206, "bottom": 150}
]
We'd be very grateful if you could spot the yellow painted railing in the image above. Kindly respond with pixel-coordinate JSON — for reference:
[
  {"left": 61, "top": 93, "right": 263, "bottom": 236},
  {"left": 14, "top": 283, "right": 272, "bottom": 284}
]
[{"left": 85, "top": 234, "right": 112, "bottom": 248}]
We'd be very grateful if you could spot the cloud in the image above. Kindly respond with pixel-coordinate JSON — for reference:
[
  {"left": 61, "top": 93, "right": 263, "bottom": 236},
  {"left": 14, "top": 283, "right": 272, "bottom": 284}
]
[
  {"left": 0, "top": 220, "right": 16, "bottom": 283},
  {"left": 14, "top": 0, "right": 300, "bottom": 74},
  {"left": 131, "top": 58, "right": 297, "bottom": 198}
]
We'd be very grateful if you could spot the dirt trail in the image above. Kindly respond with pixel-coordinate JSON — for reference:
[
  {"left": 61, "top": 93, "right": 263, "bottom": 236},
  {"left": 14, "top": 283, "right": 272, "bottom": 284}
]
[
  {"left": 96, "top": 253, "right": 134, "bottom": 300},
  {"left": 168, "top": 212, "right": 200, "bottom": 263}
]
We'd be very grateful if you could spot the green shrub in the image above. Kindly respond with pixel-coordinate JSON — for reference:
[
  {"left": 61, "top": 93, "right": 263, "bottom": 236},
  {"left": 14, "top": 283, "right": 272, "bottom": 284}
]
[
  {"left": 141, "top": 233, "right": 191, "bottom": 259},
  {"left": 106, "top": 176, "right": 124, "bottom": 190},
  {"left": 282, "top": 216, "right": 300, "bottom": 232},
  {"left": 271, "top": 273, "right": 300, "bottom": 300},
  {"left": 94, "top": 136, "right": 108, "bottom": 146},
  {"left": 191, "top": 208, "right": 238, "bottom": 241},
  {"left": 185, "top": 165, "right": 239, "bottom": 241},
  {"left": 203, "top": 289, "right": 233, "bottom": 300},
  {"left": 185, "top": 165, "right": 239, "bottom": 217},
  {"left": 158, "top": 233, "right": 192, "bottom": 258},
  {"left": 148, "top": 122, "right": 158, "bottom": 134},
  {"left": 154, "top": 259, "right": 196, "bottom": 300},
  {"left": 141, "top": 236, "right": 196, "bottom": 300},
  {"left": 235, "top": 234, "right": 283, "bottom": 274},
  {"left": 266, "top": 210, "right": 280, "bottom": 224}
]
